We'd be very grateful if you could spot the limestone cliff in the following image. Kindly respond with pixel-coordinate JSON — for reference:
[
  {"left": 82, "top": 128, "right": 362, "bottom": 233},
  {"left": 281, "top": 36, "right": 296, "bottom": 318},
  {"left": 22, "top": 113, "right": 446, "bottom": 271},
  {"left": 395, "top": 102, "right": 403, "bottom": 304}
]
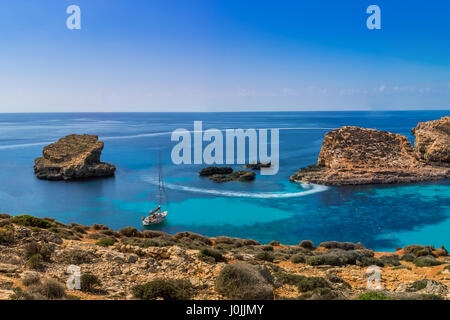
[
  {"left": 34, "top": 134, "right": 116, "bottom": 180},
  {"left": 412, "top": 116, "right": 450, "bottom": 165},
  {"left": 291, "top": 120, "right": 449, "bottom": 185}
]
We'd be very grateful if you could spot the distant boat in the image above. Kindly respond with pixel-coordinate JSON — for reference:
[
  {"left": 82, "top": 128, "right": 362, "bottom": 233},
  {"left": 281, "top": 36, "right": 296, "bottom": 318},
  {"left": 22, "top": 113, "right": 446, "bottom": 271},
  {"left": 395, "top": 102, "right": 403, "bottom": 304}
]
[{"left": 142, "top": 154, "right": 168, "bottom": 226}]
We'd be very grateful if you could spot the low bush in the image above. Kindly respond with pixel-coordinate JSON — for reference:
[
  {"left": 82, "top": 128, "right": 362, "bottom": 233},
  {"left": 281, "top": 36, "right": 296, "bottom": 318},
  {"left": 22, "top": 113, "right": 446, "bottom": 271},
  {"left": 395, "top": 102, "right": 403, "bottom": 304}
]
[
  {"left": 22, "top": 272, "right": 41, "bottom": 287},
  {"left": 411, "top": 279, "right": 428, "bottom": 291},
  {"left": 414, "top": 256, "right": 442, "bottom": 267},
  {"left": 26, "top": 254, "right": 43, "bottom": 270},
  {"left": 118, "top": 227, "right": 142, "bottom": 238},
  {"left": 401, "top": 253, "right": 416, "bottom": 262},
  {"left": 380, "top": 255, "right": 401, "bottom": 266},
  {"left": 0, "top": 229, "right": 14, "bottom": 245},
  {"left": 198, "top": 248, "right": 226, "bottom": 263},
  {"left": 269, "top": 241, "right": 280, "bottom": 246},
  {"left": 81, "top": 273, "right": 101, "bottom": 292},
  {"left": 290, "top": 253, "right": 306, "bottom": 264},
  {"left": 299, "top": 240, "right": 314, "bottom": 250},
  {"left": 11, "top": 215, "right": 52, "bottom": 229},
  {"left": 357, "top": 291, "right": 390, "bottom": 300},
  {"left": 404, "top": 245, "right": 434, "bottom": 257},
  {"left": 297, "top": 276, "right": 330, "bottom": 293},
  {"left": 23, "top": 242, "right": 53, "bottom": 261},
  {"left": 96, "top": 238, "right": 116, "bottom": 247},
  {"left": 60, "top": 249, "right": 93, "bottom": 264},
  {"left": 215, "top": 262, "right": 274, "bottom": 300},
  {"left": 255, "top": 251, "right": 275, "bottom": 262},
  {"left": 260, "top": 245, "right": 274, "bottom": 251},
  {"left": 132, "top": 279, "right": 193, "bottom": 300},
  {"left": 37, "top": 278, "right": 66, "bottom": 299}
]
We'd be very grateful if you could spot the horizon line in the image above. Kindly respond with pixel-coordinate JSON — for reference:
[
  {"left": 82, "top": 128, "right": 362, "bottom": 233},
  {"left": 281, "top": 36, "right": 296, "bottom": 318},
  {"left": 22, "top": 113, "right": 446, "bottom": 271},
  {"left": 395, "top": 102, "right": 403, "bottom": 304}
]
[{"left": 0, "top": 109, "right": 449, "bottom": 114}]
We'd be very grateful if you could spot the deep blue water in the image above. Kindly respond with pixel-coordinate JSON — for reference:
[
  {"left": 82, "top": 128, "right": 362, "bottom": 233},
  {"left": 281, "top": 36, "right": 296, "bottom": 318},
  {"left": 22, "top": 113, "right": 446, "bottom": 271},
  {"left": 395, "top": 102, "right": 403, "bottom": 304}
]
[{"left": 0, "top": 111, "right": 449, "bottom": 251}]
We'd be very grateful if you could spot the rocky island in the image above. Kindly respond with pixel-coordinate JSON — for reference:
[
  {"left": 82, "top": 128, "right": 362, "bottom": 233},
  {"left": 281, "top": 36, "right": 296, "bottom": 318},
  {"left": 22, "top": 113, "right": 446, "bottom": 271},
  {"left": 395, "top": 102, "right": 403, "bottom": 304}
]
[
  {"left": 291, "top": 117, "right": 449, "bottom": 185},
  {"left": 0, "top": 214, "right": 449, "bottom": 300},
  {"left": 199, "top": 166, "right": 255, "bottom": 182},
  {"left": 34, "top": 134, "right": 116, "bottom": 181}
]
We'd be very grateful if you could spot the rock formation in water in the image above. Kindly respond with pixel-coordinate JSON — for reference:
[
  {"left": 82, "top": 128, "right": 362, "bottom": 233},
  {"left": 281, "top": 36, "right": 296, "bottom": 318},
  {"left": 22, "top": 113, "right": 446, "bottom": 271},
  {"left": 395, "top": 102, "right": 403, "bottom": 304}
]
[
  {"left": 244, "top": 162, "right": 271, "bottom": 170},
  {"left": 200, "top": 166, "right": 255, "bottom": 182},
  {"left": 290, "top": 117, "right": 450, "bottom": 185},
  {"left": 34, "top": 134, "right": 116, "bottom": 180},
  {"left": 412, "top": 117, "right": 450, "bottom": 165}
]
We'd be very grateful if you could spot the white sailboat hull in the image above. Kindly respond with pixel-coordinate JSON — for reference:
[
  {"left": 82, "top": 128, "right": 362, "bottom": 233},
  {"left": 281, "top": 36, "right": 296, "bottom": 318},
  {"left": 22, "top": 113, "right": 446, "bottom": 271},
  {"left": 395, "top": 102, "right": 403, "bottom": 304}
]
[{"left": 142, "top": 210, "right": 168, "bottom": 226}]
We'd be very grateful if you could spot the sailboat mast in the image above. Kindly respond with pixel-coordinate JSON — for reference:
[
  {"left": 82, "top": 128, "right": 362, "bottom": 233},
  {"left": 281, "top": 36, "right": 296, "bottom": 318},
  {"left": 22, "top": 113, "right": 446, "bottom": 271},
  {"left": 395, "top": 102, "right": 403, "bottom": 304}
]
[{"left": 158, "top": 153, "right": 162, "bottom": 206}]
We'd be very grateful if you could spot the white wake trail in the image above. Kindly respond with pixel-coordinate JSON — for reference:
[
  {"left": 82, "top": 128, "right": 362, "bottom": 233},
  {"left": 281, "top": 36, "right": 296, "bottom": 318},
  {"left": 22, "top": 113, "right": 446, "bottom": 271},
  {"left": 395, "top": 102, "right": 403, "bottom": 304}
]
[{"left": 143, "top": 177, "right": 328, "bottom": 199}]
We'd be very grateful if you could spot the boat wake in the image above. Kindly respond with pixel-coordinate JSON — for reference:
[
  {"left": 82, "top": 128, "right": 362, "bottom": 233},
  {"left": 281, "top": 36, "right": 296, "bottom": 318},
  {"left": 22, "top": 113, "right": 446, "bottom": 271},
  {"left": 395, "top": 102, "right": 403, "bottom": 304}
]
[{"left": 143, "top": 177, "right": 328, "bottom": 199}]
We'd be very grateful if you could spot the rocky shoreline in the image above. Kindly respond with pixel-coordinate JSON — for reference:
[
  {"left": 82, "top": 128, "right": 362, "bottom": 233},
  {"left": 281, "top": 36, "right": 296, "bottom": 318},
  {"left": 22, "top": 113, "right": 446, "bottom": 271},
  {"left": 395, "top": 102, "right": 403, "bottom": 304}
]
[
  {"left": 291, "top": 117, "right": 449, "bottom": 185},
  {"left": 1, "top": 214, "right": 449, "bottom": 300}
]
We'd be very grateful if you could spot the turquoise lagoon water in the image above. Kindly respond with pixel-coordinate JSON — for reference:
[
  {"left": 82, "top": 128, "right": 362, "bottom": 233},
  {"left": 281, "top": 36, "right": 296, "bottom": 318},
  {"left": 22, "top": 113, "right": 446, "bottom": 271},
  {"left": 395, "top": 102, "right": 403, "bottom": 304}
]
[{"left": 0, "top": 111, "right": 448, "bottom": 251}]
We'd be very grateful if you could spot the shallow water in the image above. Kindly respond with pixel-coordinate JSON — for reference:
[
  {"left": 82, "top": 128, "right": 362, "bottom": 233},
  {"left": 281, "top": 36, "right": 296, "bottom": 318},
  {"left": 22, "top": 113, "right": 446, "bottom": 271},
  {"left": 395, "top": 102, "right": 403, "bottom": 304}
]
[{"left": 0, "top": 111, "right": 448, "bottom": 251}]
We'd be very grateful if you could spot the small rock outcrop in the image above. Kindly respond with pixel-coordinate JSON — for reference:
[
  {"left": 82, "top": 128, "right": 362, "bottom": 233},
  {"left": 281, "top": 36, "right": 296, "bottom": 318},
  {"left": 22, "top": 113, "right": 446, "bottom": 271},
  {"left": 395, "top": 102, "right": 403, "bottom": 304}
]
[
  {"left": 199, "top": 167, "right": 255, "bottom": 182},
  {"left": 412, "top": 117, "right": 450, "bottom": 165},
  {"left": 199, "top": 167, "right": 233, "bottom": 176},
  {"left": 291, "top": 122, "right": 449, "bottom": 185},
  {"left": 34, "top": 134, "right": 116, "bottom": 180},
  {"left": 244, "top": 162, "right": 271, "bottom": 170}
]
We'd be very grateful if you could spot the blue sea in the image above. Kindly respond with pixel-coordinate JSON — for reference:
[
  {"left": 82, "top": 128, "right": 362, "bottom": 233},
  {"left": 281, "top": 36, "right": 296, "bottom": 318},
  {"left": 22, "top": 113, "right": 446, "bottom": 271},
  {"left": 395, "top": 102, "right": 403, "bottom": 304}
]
[{"left": 0, "top": 111, "right": 449, "bottom": 251}]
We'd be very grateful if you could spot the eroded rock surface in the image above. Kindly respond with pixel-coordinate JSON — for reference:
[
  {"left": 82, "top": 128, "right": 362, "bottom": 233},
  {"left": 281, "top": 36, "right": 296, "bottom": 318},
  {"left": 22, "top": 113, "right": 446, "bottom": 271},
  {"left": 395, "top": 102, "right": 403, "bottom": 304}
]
[
  {"left": 290, "top": 122, "right": 449, "bottom": 185},
  {"left": 34, "top": 134, "right": 116, "bottom": 180},
  {"left": 412, "top": 116, "right": 450, "bottom": 164}
]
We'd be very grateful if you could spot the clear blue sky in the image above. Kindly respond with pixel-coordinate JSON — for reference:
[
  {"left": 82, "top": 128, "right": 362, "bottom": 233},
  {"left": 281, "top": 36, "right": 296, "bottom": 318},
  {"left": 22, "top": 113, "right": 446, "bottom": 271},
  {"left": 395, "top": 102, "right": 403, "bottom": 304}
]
[{"left": 0, "top": 0, "right": 449, "bottom": 112}]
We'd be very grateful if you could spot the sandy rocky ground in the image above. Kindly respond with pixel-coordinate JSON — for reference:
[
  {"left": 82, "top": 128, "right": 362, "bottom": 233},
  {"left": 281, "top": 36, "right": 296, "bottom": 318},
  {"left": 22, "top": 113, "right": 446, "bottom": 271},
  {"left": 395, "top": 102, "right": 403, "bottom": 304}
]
[{"left": 0, "top": 214, "right": 449, "bottom": 300}]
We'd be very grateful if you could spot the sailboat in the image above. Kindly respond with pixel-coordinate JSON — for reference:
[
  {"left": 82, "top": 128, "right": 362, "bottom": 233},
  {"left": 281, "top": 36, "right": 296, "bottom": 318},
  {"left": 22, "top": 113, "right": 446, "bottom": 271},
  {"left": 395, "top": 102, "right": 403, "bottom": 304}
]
[{"left": 142, "top": 155, "right": 168, "bottom": 226}]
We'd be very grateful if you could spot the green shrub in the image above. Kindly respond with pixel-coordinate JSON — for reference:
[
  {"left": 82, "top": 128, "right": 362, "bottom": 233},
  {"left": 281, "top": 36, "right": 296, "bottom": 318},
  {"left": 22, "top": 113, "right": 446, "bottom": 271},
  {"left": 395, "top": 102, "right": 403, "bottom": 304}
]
[
  {"left": 198, "top": 248, "right": 225, "bottom": 263},
  {"left": 37, "top": 278, "right": 66, "bottom": 299},
  {"left": 414, "top": 256, "right": 442, "bottom": 267},
  {"left": 60, "top": 249, "right": 93, "bottom": 264},
  {"left": 255, "top": 251, "right": 275, "bottom": 262},
  {"left": 132, "top": 279, "right": 193, "bottom": 300},
  {"left": 0, "top": 229, "right": 14, "bottom": 245},
  {"left": 260, "top": 245, "right": 274, "bottom": 251},
  {"left": 304, "top": 287, "right": 338, "bottom": 300},
  {"left": 358, "top": 256, "right": 384, "bottom": 267},
  {"left": 274, "top": 272, "right": 307, "bottom": 286},
  {"left": 11, "top": 215, "right": 52, "bottom": 229},
  {"left": 357, "top": 291, "right": 390, "bottom": 300},
  {"left": 290, "top": 253, "right": 306, "bottom": 264},
  {"left": 96, "top": 238, "right": 116, "bottom": 247},
  {"left": 26, "top": 254, "right": 43, "bottom": 270},
  {"left": 119, "top": 227, "right": 142, "bottom": 238},
  {"left": 411, "top": 279, "right": 428, "bottom": 291},
  {"left": 215, "top": 263, "right": 274, "bottom": 300},
  {"left": 380, "top": 255, "right": 401, "bottom": 266},
  {"left": 23, "top": 242, "right": 52, "bottom": 261},
  {"left": 297, "top": 277, "right": 330, "bottom": 292},
  {"left": 404, "top": 245, "right": 433, "bottom": 257},
  {"left": 81, "top": 273, "right": 101, "bottom": 292},
  {"left": 401, "top": 253, "right": 416, "bottom": 262},
  {"left": 22, "top": 272, "right": 41, "bottom": 287}
]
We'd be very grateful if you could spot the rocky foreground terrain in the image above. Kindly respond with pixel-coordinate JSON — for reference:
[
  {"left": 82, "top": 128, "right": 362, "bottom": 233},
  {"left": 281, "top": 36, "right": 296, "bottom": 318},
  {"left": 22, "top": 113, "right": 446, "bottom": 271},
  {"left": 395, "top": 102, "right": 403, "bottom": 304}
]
[
  {"left": 34, "top": 134, "right": 116, "bottom": 180},
  {"left": 0, "top": 214, "right": 449, "bottom": 300},
  {"left": 291, "top": 117, "right": 450, "bottom": 185}
]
